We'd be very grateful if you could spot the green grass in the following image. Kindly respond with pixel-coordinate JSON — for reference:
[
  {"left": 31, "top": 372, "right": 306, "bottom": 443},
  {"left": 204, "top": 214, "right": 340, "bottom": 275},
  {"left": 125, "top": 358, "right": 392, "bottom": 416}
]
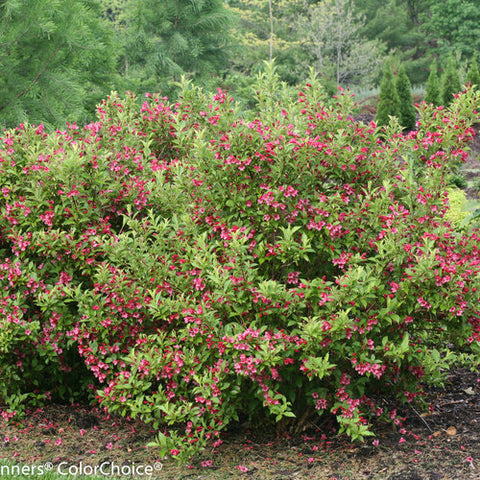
[
  {"left": 351, "top": 84, "right": 426, "bottom": 104},
  {"left": 465, "top": 198, "right": 480, "bottom": 212}
]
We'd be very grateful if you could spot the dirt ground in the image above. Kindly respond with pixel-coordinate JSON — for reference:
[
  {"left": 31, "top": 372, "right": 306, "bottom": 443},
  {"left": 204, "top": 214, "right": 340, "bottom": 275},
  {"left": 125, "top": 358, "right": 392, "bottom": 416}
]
[{"left": 1, "top": 368, "right": 479, "bottom": 479}]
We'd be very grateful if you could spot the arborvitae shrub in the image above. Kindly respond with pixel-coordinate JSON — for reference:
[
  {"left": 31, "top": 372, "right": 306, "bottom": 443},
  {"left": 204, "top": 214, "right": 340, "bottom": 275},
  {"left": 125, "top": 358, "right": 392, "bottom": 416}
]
[
  {"left": 467, "top": 54, "right": 480, "bottom": 89},
  {"left": 375, "top": 62, "right": 400, "bottom": 126},
  {"left": 425, "top": 59, "right": 441, "bottom": 106},
  {"left": 396, "top": 64, "right": 416, "bottom": 131},
  {"left": 441, "top": 56, "right": 462, "bottom": 106}
]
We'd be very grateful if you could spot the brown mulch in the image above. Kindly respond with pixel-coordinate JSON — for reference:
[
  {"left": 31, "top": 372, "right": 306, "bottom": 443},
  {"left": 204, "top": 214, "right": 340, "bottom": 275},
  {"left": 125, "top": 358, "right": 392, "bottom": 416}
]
[{"left": 1, "top": 368, "right": 480, "bottom": 479}]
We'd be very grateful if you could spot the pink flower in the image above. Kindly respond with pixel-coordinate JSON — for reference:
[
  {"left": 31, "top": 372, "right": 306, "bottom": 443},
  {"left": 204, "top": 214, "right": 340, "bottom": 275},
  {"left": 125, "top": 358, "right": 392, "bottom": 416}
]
[
  {"left": 417, "top": 297, "right": 432, "bottom": 310},
  {"left": 237, "top": 465, "right": 249, "bottom": 473},
  {"left": 287, "top": 271, "right": 300, "bottom": 284},
  {"left": 55, "top": 438, "right": 62, "bottom": 446},
  {"left": 39, "top": 210, "right": 54, "bottom": 227},
  {"left": 192, "top": 277, "right": 205, "bottom": 291},
  {"left": 372, "top": 439, "right": 379, "bottom": 446}
]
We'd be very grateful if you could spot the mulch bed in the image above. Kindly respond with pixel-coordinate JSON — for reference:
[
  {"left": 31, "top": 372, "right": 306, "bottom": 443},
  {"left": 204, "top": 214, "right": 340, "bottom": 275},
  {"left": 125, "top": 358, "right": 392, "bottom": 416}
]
[{"left": 1, "top": 368, "right": 479, "bottom": 479}]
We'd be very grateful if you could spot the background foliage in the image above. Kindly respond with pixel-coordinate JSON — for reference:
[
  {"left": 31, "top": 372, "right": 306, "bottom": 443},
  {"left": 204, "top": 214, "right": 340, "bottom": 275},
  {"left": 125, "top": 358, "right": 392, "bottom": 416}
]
[
  {"left": 0, "top": 0, "right": 117, "bottom": 128},
  {"left": 1, "top": 0, "right": 479, "bottom": 127}
]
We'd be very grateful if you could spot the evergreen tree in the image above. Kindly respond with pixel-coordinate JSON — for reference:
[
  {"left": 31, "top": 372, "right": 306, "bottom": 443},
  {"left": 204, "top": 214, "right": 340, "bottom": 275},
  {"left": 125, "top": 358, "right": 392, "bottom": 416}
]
[
  {"left": 466, "top": 54, "right": 480, "bottom": 89},
  {"left": 356, "top": 0, "right": 430, "bottom": 85},
  {"left": 225, "top": 0, "right": 311, "bottom": 87},
  {"left": 120, "top": 0, "right": 235, "bottom": 97},
  {"left": 424, "top": 59, "right": 441, "bottom": 106},
  {"left": 0, "top": 0, "right": 118, "bottom": 128},
  {"left": 423, "top": 0, "right": 480, "bottom": 60},
  {"left": 375, "top": 62, "right": 400, "bottom": 126},
  {"left": 396, "top": 64, "right": 416, "bottom": 131},
  {"left": 441, "top": 56, "right": 461, "bottom": 106}
]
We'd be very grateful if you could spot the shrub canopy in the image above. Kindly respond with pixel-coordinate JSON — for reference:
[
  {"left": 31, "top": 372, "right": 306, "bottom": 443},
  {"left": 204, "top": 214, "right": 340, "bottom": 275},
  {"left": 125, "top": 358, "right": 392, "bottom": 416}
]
[{"left": 0, "top": 70, "right": 480, "bottom": 461}]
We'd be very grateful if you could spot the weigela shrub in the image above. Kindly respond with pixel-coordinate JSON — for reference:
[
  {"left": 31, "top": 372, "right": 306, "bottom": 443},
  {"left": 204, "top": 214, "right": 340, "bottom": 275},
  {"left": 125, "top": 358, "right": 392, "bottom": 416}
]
[{"left": 0, "top": 70, "right": 480, "bottom": 461}]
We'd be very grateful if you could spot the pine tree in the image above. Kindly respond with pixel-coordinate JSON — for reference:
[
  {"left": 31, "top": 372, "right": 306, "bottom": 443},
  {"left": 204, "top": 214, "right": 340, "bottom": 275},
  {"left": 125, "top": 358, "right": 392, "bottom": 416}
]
[
  {"left": 395, "top": 64, "right": 416, "bottom": 131},
  {"left": 120, "top": 0, "right": 235, "bottom": 97},
  {"left": 375, "top": 62, "right": 400, "bottom": 126},
  {"left": 354, "top": 0, "right": 430, "bottom": 85},
  {"left": 225, "top": 0, "right": 312, "bottom": 87},
  {"left": 0, "top": 0, "right": 118, "bottom": 128},
  {"left": 441, "top": 56, "right": 461, "bottom": 106},
  {"left": 466, "top": 54, "right": 480, "bottom": 89},
  {"left": 423, "top": 0, "right": 480, "bottom": 61},
  {"left": 424, "top": 59, "right": 441, "bottom": 106}
]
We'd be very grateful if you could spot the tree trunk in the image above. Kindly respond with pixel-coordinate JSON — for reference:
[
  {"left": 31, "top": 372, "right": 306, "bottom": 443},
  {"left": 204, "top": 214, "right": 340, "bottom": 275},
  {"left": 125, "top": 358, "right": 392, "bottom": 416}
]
[{"left": 269, "top": 0, "right": 274, "bottom": 61}]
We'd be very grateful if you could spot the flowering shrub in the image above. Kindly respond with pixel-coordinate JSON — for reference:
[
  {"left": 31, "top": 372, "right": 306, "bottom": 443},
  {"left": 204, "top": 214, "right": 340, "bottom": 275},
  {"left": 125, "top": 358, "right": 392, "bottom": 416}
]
[{"left": 1, "top": 71, "right": 480, "bottom": 461}]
